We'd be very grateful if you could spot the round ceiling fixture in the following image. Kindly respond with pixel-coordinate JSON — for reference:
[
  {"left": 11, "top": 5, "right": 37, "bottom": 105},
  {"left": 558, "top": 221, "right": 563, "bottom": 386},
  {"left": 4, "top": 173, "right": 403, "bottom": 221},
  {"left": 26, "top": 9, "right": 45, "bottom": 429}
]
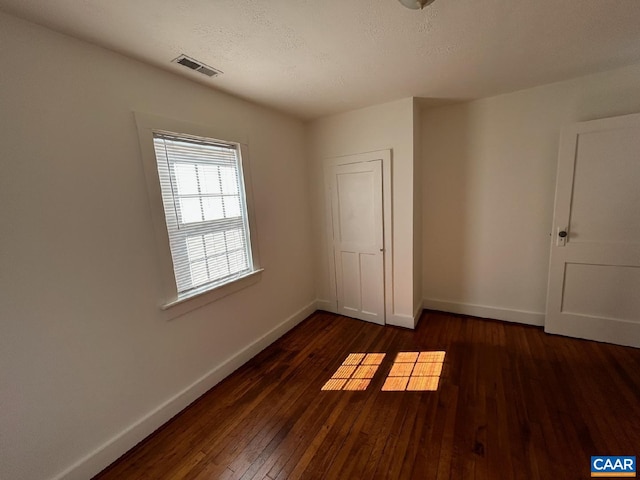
[{"left": 398, "top": 0, "right": 437, "bottom": 9}]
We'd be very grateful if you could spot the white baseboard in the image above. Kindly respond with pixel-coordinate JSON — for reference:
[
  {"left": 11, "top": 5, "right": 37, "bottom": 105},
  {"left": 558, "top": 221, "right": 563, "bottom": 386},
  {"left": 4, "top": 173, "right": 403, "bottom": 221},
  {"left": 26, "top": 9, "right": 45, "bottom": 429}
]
[
  {"left": 422, "top": 298, "right": 545, "bottom": 327},
  {"left": 52, "top": 301, "right": 318, "bottom": 480},
  {"left": 316, "top": 298, "right": 337, "bottom": 313},
  {"left": 387, "top": 313, "right": 416, "bottom": 329},
  {"left": 413, "top": 300, "right": 424, "bottom": 327},
  {"left": 388, "top": 301, "right": 424, "bottom": 329},
  {"left": 317, "top": 299, "right": 422, "bottom": 330}
]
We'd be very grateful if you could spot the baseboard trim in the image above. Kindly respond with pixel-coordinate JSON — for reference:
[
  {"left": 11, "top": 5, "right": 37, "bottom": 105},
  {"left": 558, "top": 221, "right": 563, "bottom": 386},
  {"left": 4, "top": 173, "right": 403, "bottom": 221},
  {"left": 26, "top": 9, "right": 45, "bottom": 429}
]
[
  {"left": 413, "top": 300, "right": 424, "bottom": 327},
  {"left": 387, "top": 313, "right": 416, "bottom": 329},
  {"left": 316, "top": 298, "right": 337, "bottom": 314},
  {"left": 52, "top": 300, "right": 318, "bottom": 480},
  {"left": 317, "top": 299, "right": 422, "bottom": 330},
  {"left": 387, "top": 301, "right": 424, "bottom": 330},
  {"left": 423, "top": 298, "right": 545, "bottom": 327}
]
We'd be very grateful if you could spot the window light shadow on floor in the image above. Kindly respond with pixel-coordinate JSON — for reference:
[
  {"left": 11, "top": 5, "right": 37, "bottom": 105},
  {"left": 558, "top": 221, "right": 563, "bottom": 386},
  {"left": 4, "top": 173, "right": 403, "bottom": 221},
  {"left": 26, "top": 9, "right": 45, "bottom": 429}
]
[
  {"left": 321, "top": 351, "right": 445, "bottom": 392},
  {"left": 381, "top": 351, "right": 445, "bottom": 391},
  {"left": 321, "top": 353, "right": 386, "bottom": 391}
]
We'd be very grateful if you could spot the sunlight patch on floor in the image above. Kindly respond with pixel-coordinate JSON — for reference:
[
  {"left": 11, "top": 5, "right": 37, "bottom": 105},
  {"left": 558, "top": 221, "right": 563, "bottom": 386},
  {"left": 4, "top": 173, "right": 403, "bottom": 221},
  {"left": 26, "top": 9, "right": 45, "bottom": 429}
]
[
  {"left": 381, "top": 351, "right": 445, "bottom": 391},
  {"left": 321, "top": 353, "right": 386, "bottom": 391}
]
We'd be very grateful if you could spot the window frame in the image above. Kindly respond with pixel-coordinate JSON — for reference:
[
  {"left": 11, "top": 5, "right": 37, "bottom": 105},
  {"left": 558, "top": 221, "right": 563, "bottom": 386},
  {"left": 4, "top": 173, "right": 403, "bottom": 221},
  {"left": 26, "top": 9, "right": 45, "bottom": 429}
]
[{"left": 135, "top": 112, "right": 262, "bottom": 316}]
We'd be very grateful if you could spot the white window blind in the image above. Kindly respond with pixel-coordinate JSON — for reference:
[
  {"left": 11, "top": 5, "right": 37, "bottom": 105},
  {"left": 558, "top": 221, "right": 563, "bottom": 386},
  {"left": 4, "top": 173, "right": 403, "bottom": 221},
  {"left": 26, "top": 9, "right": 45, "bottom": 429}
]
[{"left": 152, "top": 132, "right": 253, "bottom": 297}]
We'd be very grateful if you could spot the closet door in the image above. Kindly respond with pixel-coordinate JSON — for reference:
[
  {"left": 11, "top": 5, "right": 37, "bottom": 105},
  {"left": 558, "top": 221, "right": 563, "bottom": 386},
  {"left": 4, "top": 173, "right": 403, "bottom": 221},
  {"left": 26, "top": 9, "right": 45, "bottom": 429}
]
[{"left": 329, "top": 159, "right": 385, "bottom": 325}]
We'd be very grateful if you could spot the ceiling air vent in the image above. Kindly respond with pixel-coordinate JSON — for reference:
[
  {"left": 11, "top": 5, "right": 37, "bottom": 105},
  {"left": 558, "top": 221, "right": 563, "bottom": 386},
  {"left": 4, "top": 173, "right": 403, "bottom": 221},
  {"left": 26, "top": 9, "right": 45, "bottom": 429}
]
[{"left": 172, "top": 54, "right": 222, "bottom": 78}]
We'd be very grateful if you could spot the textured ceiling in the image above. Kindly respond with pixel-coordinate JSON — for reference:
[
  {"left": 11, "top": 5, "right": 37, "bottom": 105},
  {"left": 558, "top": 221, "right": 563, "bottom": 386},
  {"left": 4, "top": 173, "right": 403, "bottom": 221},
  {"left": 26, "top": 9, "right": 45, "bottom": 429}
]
[{"left": 2, "top": 0, "right": 640, "bottom": 119}]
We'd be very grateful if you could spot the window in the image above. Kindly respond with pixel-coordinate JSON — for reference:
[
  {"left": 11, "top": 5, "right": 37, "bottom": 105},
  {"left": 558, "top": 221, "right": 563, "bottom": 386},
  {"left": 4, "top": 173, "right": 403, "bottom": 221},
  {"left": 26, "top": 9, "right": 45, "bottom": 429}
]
[
  {"left": 153, "top": 133, "right": 253, "bottom": 296},
  {"left": 135, "top": 113, "right": 261, "bottom": 312}
]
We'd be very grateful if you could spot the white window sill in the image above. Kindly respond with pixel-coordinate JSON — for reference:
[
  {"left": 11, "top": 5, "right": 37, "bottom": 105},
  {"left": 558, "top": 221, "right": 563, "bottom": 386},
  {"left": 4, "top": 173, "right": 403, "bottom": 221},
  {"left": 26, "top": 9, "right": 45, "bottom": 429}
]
[{"left": 161, "top": 269, "right": 263, "bottom": 318}]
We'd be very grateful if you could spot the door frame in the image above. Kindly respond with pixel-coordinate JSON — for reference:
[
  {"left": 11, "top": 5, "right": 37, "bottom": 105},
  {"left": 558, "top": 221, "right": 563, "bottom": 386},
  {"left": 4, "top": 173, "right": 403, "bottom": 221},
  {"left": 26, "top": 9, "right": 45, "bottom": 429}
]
[{"left": 324, "top": 150, "right": 393, "bottom": 324}]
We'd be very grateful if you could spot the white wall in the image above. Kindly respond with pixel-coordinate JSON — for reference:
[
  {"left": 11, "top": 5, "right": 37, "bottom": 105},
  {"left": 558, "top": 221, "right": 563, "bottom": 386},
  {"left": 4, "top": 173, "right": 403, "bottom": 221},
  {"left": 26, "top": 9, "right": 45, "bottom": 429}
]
[
  {"left": 412, "top": 99, "right": 423, "bottom": 319},
  {"left": 421, "top": 63, "right": 640, "bottom": 325},
  {"left": 0, "top": 12, "right": 315, "bottom": 480},
  {"left": 5, "top": 8, "right": 640, "bottom": 480},
  {"left": 308, "top": 98, "right": 420, "bottom": 327}
]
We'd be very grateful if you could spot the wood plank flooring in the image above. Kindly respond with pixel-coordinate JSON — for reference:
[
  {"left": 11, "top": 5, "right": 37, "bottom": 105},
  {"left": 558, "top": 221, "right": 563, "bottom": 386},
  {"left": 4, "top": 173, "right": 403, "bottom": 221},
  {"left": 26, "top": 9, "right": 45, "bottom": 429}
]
[{"left": 94, "top": 310, "right": 640, "bottom": 480}]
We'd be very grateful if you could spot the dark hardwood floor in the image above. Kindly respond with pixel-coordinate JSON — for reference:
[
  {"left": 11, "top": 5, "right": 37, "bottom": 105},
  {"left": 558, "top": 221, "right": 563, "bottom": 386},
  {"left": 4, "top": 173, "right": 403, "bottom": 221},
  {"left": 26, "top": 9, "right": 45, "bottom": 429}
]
[{"left": 94, "top": 310, "right": 640, "bottom": 480}]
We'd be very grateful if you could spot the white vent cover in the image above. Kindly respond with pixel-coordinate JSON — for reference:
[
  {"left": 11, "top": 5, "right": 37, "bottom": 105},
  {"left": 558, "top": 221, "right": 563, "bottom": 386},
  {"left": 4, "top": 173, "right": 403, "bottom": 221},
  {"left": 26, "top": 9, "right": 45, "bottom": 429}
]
[{"left": 172, "top": 54, "right": 222, "bottom": 78}]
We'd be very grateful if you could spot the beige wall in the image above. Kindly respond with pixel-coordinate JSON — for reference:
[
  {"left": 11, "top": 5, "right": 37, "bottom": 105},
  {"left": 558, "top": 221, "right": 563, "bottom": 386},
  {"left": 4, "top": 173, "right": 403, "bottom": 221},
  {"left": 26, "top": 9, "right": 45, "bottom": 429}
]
[
  {"left": 307, "top": 98, "right": 420, "bottom": 327},
  {"left": 0, "top": 12, "right": 314, "bottom": 480},
  {"left": 421, "top": 63, "right": 640, "bottom": 324}
]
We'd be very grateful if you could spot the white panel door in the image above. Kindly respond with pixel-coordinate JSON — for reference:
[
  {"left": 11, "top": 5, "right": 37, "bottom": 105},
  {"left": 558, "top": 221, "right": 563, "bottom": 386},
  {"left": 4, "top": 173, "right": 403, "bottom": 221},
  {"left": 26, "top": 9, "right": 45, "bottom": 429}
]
[
  {"left": 330, "top": 160, "right": 384, "bottom": 325},
  {"left": 545, "top": 112, "right": 640, "bottom": 348}
]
